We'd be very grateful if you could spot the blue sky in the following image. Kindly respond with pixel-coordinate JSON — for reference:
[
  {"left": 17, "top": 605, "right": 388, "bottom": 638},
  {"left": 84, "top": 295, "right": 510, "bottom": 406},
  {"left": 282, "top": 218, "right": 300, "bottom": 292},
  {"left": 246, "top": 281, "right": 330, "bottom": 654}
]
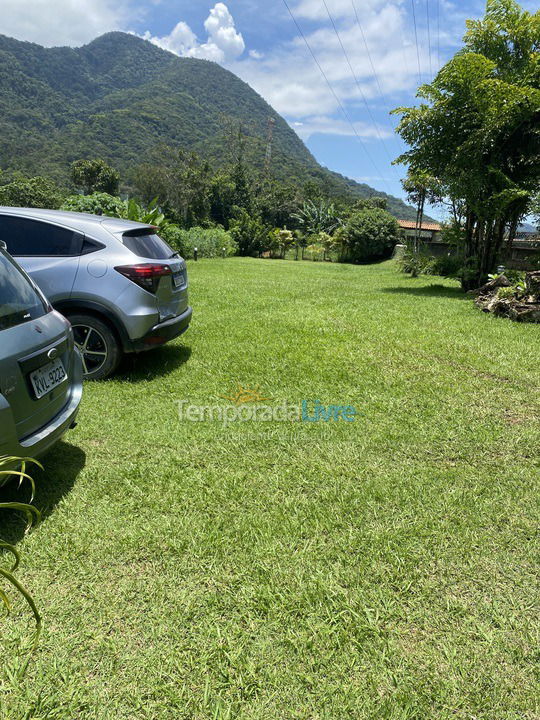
[{"left": 4, "top": 0, "right": 538, "bottom": 218}]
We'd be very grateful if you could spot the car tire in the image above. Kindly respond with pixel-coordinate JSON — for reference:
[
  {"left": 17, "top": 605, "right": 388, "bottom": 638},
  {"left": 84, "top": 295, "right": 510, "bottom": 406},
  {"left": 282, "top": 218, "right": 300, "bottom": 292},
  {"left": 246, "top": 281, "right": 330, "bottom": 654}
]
[{"left": 67, "top": 313, "right": 122, "bottom": 380}]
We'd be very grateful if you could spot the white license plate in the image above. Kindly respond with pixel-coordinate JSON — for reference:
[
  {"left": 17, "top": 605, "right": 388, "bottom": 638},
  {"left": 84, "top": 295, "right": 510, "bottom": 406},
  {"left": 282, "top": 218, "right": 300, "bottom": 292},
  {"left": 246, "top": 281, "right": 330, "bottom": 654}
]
[
  {"left": 30, "top": 359, "right": 67, "bottom": 399},
  {"left": 173, "top": 273, "right": 183, "bottom": 288}
]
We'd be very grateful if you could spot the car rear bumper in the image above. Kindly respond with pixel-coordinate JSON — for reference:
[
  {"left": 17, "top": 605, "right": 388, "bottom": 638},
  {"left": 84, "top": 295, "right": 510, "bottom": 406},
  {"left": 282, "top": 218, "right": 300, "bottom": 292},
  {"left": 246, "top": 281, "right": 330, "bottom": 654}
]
[
  {"left": 0, "top": 350, "right": 83, "bottom": 483},
  {"left": 128, "top": 306, "right": 192, "bottom": 353}
]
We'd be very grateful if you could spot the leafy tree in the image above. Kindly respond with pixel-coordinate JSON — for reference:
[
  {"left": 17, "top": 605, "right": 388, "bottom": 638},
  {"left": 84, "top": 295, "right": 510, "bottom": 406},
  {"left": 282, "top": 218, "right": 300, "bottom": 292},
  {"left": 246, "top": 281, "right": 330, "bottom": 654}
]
[
  {"left": 210, "top": 172, "right": 237, "bottom": 227},
  {"left": 71, "top": 159, "right": 120, "bottom": 195},
  {"left": 231, "top": 153, "right": 251, "bottom": 212},
  {"left": 530, "top": 193, "right": 540, "bottom": 231},
  {"left": 337, "top": 207, "right": 400, "bottom": 262},
  {"left": 61, "top": 192, "right": 125, "bottom": 217},
  {"left": 352, "top": 197, "right": 388, "bottom": 212},
  {"left": 0, "top": 174, "right": 65, "bottom": 209},
  {"left": 394, "top": 0, "right": 540, "bottom": 288},
  {"left": 402, "top": 171, "right": 441, "bottom": 251},
  {"left": 132, "top": 147, "right": 211, "bottom": 227},
  {"left": 306, "top": 242, "right": 325, "bottom": 261},
  {"left": 229, "top": 208, "right": 270, "bottom": 256},
  {"left": 268, "top": 228, "right": 295, "bottom": 258},
  {"left": 319, "top": 231, "right": 339, "bottom": 260},
  {"left": 255, "top": 181, "right": 303, "bottom": 229}
]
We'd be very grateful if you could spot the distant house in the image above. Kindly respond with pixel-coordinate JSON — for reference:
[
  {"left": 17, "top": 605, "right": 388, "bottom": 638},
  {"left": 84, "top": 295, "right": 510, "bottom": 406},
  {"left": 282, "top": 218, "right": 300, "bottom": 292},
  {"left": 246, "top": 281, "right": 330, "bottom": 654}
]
[
  {"left": 397, "top": 218, "right": 540, "bottom": 269},
  {"left": 397, "top": 219, "right": 442, "bottom": 243},
  {"left": 508, "top": 228, "right": 540, "bottom": 269}
]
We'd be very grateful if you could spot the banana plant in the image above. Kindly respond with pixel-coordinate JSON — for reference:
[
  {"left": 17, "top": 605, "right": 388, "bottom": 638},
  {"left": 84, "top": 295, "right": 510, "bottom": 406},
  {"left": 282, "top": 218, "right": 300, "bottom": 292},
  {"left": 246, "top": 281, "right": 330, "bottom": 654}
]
[{"left": 124, "top": 197, "right": 169, "bottom": 230}]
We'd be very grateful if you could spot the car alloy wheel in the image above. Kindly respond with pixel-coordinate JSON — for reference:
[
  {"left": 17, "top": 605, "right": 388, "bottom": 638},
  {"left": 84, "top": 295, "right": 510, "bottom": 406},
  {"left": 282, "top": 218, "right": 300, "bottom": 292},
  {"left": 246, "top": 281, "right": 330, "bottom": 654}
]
[{"left": 72, "top": 324, "right": 109, "bottom": 377}]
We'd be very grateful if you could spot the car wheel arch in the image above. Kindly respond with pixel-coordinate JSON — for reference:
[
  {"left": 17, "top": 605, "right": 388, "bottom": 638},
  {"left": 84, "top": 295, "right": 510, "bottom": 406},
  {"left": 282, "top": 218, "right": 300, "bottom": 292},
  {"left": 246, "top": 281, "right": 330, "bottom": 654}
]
[{"left": 53, "top": 300, "right": 129, "bottom": 352}]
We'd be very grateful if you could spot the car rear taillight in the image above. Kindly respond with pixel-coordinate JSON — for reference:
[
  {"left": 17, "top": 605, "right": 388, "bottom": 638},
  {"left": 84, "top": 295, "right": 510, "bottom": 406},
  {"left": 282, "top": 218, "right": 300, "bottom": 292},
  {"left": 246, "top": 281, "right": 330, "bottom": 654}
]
[{"left": 114, "top": 264, "right": 172, "bottom": 294}]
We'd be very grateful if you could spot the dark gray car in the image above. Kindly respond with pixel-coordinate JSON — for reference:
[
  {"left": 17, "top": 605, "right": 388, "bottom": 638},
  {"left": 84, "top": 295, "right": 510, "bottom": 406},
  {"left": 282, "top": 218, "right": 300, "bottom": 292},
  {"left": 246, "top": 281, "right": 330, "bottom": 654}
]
[
  {"left": 0, "top": 208, "right": 192, "bottom": 380},
  {"left": 0, "top": 247, "right": 82, "bottom": 481}
]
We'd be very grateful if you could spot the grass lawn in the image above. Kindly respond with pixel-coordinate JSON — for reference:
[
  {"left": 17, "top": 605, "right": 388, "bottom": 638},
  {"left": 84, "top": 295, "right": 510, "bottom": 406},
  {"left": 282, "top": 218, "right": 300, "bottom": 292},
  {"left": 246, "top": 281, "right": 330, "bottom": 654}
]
[{"left": 1, "top": 258, "right": 539, "bottom": 719}]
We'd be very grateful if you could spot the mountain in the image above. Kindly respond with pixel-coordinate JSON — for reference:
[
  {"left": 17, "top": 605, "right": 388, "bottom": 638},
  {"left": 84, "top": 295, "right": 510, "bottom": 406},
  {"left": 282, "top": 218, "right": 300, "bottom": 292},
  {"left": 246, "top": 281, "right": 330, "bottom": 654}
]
[{"left": 0, "top": 32, "right": 419, "bottom": 220}]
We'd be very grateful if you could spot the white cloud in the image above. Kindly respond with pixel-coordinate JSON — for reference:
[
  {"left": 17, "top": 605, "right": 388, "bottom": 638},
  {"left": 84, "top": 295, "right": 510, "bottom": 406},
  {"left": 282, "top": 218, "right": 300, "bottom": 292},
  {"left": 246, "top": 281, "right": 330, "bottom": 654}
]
[
  {"left": 228, "top": 2, "right": 431, "bottom": 120},
  {"left": 142, "top": 3, "right": 245, "bottom": 64},
  {"left": 142, "top": 21, "right": 197, "bottom": 55},
  {"left": 293, "top": 0, "right": 402, "bottom": 21},
  {"left": 249, "top": 49, "right": 264, "bottom": 59},
  {"left": 289, "top": 115, "right": 393, "bottom": 141},
  {"left": 0, "top": 0, "right": 133, "bottom": 46}
]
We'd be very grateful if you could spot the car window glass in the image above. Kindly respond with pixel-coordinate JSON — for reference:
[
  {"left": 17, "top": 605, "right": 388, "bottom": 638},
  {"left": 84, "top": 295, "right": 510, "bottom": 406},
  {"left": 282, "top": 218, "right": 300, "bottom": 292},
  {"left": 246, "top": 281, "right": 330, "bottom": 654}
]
[
  {"left": 81, "top": 238, "right": 104, "bottom": 255},
  {"left": 122, "top": 231, "right": 174, "bottom": 260},
  {"left": 0, "top": 252, "right": 48, "bottom": 330},
  {"left": 0, "top": 216, "right": 83, "bottom": 257}
]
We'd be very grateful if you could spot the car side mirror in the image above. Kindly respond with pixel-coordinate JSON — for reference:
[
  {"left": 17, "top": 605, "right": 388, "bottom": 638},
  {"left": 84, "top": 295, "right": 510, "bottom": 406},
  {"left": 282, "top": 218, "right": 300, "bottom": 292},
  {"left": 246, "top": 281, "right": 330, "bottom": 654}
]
[{"left": 0, "top": 241, "right": 6, "bottom": 251}]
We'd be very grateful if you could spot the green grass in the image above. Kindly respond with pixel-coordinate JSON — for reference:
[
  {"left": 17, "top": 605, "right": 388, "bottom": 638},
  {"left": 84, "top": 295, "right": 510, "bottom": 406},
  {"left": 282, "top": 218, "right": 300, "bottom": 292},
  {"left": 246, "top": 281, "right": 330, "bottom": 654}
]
[{"left": 1, "top": 258, "right": 539, "bottom": 719}]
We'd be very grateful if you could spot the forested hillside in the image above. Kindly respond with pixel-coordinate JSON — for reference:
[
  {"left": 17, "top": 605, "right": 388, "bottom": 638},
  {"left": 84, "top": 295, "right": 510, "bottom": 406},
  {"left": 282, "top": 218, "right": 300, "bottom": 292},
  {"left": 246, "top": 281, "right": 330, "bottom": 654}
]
[{"left": 0, "top": 31, "right": 418, "bottom": 220}]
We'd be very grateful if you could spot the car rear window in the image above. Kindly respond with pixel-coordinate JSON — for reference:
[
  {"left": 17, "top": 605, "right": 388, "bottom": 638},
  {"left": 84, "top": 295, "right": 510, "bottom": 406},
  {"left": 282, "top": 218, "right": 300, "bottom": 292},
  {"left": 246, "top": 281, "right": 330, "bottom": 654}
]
[
  {"left": 0, "top": 252, "right": 48, "bottom": 331},
  {"left": 122, "top": 229, "right": 174, "bottom": 260}
]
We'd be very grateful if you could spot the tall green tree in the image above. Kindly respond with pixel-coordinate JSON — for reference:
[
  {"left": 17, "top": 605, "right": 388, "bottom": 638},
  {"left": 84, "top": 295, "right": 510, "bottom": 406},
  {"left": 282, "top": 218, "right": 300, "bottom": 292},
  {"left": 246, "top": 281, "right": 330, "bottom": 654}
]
[
  {"left": 71, "top": 159, "right": 120, "bottom": 195},
  {"left": 394, "top": 0, "right": 540, "bottom": 289},
  {"left": 133, "top": 147, "right": 212, "bottom": 227},
  {"left": 229, "top": 208, "right": 270, "bottom": 256}
]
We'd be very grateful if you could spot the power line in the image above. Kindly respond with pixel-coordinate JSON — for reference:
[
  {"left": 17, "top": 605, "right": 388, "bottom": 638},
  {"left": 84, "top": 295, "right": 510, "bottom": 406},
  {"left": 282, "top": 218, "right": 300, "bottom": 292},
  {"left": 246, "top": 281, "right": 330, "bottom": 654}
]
[
  {"left": 436, "top": 0, "right": 441, "bottom": 70},
  {"left": 350, "top": 0, "right": 385, "bottom": 107},
  {"left": 350, "top": 0, "right": 408, "bottom": 155},
  {"left": 426, "top": 0, "right": 433, "bottom": 76},
  {"left": 397, "top": 3, "right": 412, "bottom": 80},
  {"left": 281, "top": 0, "right": 394, "bottom": 194},
  {"left": 320, "top": 0, "right": 400, "bottom": 178},
  {"left": 410, "top": 0, "right": 422, "bottom": 85}
]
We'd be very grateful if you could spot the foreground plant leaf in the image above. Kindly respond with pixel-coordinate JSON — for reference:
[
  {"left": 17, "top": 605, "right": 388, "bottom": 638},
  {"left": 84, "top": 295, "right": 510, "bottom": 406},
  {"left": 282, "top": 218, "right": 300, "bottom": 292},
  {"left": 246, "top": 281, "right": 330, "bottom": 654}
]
[{"left": 0, "top": 456, "right": 43, "bottom": 675}]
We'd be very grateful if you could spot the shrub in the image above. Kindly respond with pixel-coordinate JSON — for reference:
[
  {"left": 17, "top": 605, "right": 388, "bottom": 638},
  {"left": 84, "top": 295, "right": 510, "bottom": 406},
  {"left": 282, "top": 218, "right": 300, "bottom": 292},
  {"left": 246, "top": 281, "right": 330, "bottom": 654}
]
[
  {"left": 504, "top": 269, "right": 526, "bottom": 284},
  {"left": 397, "top": 247, "right": 432, "bottom": 275},
  {"left": 338, "top": 208, "right": 399, "bottom": 262},
  {"left": 229, "top": 209, "right": 270, "bottom": 256},
  {"left": 61, "top": 192, "right": 125, "bottom": 218},
  {"left": 268, "top": 228, "right": 295, "bottom": 258},
  {"left": 497, "top": 286, "right": 517, "bottom": 300},
  {"left": 0, "top": 175, "right": 65, "bottom": 209},
  {"left": 164, "top": 226, "right": 237, "bottom": 259},
  {"left": 397, "top": 247, "right": 463, "bottom": 278},
  {"left": 306, "top": 243, "right": 325, "bottom": 261},
  {"left": 430, "top": 253, "right": 463, "bottom": 277}
]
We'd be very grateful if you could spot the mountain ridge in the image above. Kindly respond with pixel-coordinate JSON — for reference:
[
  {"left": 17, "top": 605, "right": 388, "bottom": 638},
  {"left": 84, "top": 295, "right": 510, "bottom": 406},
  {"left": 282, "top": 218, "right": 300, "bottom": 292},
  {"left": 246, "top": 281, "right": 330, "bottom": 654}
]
[{"left": 0, "top": 31, "right": 420, "bottom": 220}]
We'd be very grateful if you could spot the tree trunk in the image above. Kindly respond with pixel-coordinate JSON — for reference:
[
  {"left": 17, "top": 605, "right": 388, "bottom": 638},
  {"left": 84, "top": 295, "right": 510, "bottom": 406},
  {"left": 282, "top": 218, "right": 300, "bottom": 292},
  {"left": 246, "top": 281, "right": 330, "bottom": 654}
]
[{"left": 505, "top": 214, "right": 519, "bottom": 261}]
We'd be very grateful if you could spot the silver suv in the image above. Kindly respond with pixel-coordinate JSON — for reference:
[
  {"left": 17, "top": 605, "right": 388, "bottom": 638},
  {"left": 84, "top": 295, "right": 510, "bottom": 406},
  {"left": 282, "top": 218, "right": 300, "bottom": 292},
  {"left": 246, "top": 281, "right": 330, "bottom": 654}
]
[
  {"left": 0, "top": 208, "right": 192, "bottom": 379},
  {"left": 0, "top": 246, "right": 82, "bottom": 480}
]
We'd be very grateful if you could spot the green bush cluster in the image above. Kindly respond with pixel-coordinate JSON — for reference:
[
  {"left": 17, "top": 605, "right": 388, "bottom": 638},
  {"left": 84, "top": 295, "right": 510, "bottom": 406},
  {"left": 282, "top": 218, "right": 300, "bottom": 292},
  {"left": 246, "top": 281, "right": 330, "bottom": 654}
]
[
  {"left": 163, "top": 226, "right": 237, "bottom": 259},
  {"left": 397, "top": 247, "right": 463, "bottom": 278},
  {"left": 497, "top": 286, "right": 518, "bottom": 300},
  {"left": 61, "top": 193, "right": 126, "bottom": 217},
  {"left": 0, "top": 174, "right": 65, "bottom": 209},
  {"left": 337, "top": 206, "right": 400, "bottom": 263}
]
